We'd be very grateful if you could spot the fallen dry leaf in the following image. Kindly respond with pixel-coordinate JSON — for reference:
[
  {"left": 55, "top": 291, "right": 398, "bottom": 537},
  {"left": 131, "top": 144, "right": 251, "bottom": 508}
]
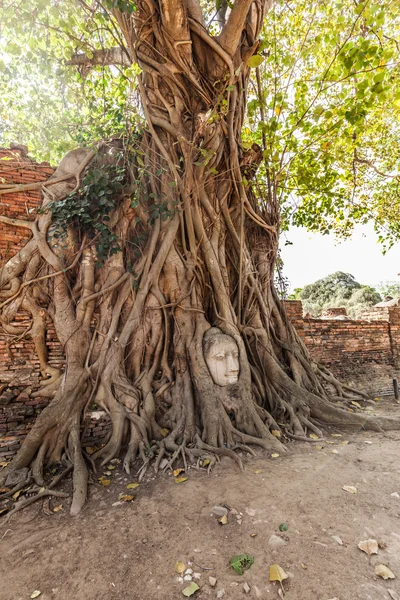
[
  {"left": 253, "top": 469, "right": 262, "bottom": 474},
  {"left": 12, "top": 490, "right": 22, "bottom": 500},
  {"left": 53, "top": 504, "right": 63, "bottom": 513},
  {"left": 30, "top": 592, "right": 41, "bottom": 599},
  {"left": 85, "top": 446, "right": 99, "bottom": 454},
  {"left": 107, "top": 465, "right": 116, "bottom": 470},
  {"left": 0, "top": 487, "right": 10, "bottom": 493},
  {"left": 331, "top": 449, "right": 339, "bottom": 455},
  {"left": 98, "top": 477, "right": 111, "bottom": 486},
  {"left": 309, "top": 433, "right": 319, "bottom": 440},
  {"left": 316, "top": 445, "right": 324, "bottom": 451},
  {"left": 271, "top": 430, "right": 281, "bottom": 438},
  {"left": 269, "top": 564, "right": 288, "bottom": 583},
  {"left": 351, "top": 401, "right": 362, "bottom": 408},
  {"left": 118, "top": 493, "right": 135, "bottom": 502},
  {"left": 160, "top": 428, "right": 169, "bottom": 437},
  {"left": 175, "top": 477, "right": 188, "bottom": 484},
  {"left": 175, "top": 561, "right": 186, "bottom": 574},
  {"left": 126, "top": 483, "right": 139, "bottom": 489},
  {"left": 342, "top": 485, "right": 357, "bottom": 494},
  {"left": 358, "top": 539, "right": 378, "bottom": 556},
  {"left": 340, "top": 441, "right": 349, "bottom": 445},
  {"left": 331, "top": 434, "right": 342, "bottom": 437},
  {"left": 202, "top": 459, "right": 210, "bottom": 467},
  {"left": 271, "top": 453, "right": 280, "bottom": 458},
  {"left": 375, "top": 564, "right": 395, "bottom": 579},
  {"left": 219, "top": 515, "right": 228, "bottom": 525},
  {"left": 173, "top": 468, "right": 185, "bottom": 477}
]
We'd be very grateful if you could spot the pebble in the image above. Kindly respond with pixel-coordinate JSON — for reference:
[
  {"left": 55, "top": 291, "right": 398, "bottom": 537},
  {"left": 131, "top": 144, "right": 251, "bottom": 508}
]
[
  {"left": 193, "top": 573, "right": 201, "bottom": 580},
  {"left": 185, "top": 569, "right": 193, "bottom": 575},
  {"left": 217, "top": 590, "right": 225, "bottom": 599},
  {"left": 183, "top": 575, "right": 192, "bottom": 582},
  {"left": 209, "top": 576, "right": 217, "bottom": 587},
  {"left": 332, "top": 536, "right": 343, "bottom": 545},
  {"left": 212, "top": 505, "right": 228, "bottom": 517},
  {"left": 268, "top": 535, "right": 287, "bottom": 548},
  {"left": 391, "top": 492, "right": 400, "bottom": 498},
  {"left": 230, "top": 508, "right": 238, "bottom": 515},
  {"left": 245, "top": 508, "right": 256, "bottom": 517},
  {"left": 243, "top": 582, "right": 251, "bottom": 594}
]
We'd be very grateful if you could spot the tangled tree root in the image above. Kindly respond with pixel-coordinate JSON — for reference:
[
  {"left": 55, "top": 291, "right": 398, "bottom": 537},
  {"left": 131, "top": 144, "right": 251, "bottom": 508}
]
[{"left": 1, "top": 0, "right": 400, "bottom": 516}]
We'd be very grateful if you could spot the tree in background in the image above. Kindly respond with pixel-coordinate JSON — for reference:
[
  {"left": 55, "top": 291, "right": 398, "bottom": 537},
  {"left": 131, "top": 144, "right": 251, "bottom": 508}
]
[
  {"left": 1, "top": 0, "right": 400, "bottom": 515},
  {"left": 377, "top": 281, "right": 400, "bottom": 300},
  {"left": 296, "top": 272, "right": 381, "bottom": 316}
]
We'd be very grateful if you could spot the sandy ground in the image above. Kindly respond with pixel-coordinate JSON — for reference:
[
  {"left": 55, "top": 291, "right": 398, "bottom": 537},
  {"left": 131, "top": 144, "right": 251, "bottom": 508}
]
[{"left": 1, "top": 401, "right": 400, "bottom": 600}]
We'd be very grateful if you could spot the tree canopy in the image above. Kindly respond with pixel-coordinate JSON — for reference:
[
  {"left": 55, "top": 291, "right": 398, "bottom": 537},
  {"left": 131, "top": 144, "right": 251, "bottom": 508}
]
[
  {"left": 292, "top": 271, "right": 382, "bottom": 316},
  {"left": 1, "top": 0, "right": 400, "bottom": 246}
]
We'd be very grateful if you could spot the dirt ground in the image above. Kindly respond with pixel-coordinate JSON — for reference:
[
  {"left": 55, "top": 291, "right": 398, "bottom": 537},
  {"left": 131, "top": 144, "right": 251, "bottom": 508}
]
[{"left": 1, "top": 399, "right": 400, "bottom": 600}]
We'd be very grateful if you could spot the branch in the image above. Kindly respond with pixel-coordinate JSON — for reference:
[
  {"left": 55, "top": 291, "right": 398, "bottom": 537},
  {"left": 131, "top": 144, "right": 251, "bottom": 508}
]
[
  {"left": 353, "top": 149, "right": 400, "bottom": 179},
  {"left": 0, "top": 215, "right": 34, "bottom": 230},
  {"left": 218, "top": 0, "right": 254, "bottom": 55},
  {"left": 66, "top": 46, "right": 131, "bottom": 67},
  {"left": 218, "top": 0, "right": 272, "bottom": 56}
]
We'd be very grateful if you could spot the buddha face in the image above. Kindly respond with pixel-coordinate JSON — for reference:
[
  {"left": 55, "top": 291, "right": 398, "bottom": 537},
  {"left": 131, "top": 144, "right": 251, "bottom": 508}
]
[{"left": 204, "top": 331, "right": 240, "bottom": 387}]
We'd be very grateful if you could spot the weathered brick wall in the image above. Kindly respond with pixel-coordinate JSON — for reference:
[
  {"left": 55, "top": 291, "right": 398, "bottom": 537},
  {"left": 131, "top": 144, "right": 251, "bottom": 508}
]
[
  {"left": 303, "top": 319, "right": 392, "bottom": 368},
  {"left": 283, "top": 300, "right": 304, "bottom": 338},
  {"left": 0, "top": 147, "right": 110, "bottom": 460},
  {"left": 285, "top": 301, "right": 400, "bottom": 394}
]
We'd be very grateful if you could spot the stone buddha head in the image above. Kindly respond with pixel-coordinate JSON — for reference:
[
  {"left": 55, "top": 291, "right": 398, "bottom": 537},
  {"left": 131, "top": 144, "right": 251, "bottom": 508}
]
[{"left": 203, "top": 327, "right": 240, "bottom": 386}]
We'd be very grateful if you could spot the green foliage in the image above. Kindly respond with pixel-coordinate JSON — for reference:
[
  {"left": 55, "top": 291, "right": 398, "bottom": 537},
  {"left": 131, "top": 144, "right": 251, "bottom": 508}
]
[
  {"left": 298, "top": 272, "right": 381, "bottom": 316},
  {"left": 0, "top": 0, "right": 141, "bottom": 162},
  {"left": 0, "top": 0, "right": 399, "bottom": 248},
  {"left": 377, "top": 281, "right": 400, "bottom": 299},
  {"left": 46, "top": 163, "right": 125, "bottom": 266},
  {"left": 244, "top": 0, "right": 400, "bottom": 247}
]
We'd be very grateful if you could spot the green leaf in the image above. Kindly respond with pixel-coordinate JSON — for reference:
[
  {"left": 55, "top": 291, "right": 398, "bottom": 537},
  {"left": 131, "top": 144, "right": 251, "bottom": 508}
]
[
  {"left": 229, "top": 554, "right": 254, "bottom": 575},
  {"left": 182, "top": 582, "right": 200, "bottom": 596},
  {"left": 247, "top": 55, "right": 264, "bottom": 68}
]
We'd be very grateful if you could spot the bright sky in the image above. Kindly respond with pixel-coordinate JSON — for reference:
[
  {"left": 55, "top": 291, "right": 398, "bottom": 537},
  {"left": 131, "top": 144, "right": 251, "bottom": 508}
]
[{"left": 279, "top": 223, "right": 400, "bottom": 293}]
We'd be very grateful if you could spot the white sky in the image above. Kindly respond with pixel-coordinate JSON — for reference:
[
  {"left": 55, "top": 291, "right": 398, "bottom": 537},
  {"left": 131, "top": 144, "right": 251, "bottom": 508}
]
[{"left": 279, "top": 223, "right": 400, "bottom": 292}]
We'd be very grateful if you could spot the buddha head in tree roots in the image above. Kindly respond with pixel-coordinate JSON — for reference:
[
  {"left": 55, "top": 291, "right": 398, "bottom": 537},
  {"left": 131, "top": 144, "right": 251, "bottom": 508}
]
[{"left": 203, "top": 327, "right": 240, "bottom": 387}]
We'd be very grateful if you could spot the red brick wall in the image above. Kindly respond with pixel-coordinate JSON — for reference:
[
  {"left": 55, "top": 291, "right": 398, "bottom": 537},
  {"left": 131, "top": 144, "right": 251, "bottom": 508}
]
[{"left": 303, "top": 318, "right": 392, "bottom": 368}]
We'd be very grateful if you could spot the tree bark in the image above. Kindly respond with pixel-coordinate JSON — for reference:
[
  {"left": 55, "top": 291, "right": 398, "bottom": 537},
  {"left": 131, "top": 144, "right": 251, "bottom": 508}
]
[{"left": 1, "top": 0, "right": 399, "bottom": 515}]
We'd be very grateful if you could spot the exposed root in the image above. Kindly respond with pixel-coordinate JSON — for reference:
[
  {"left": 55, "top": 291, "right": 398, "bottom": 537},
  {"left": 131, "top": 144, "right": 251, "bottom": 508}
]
[{"left": 1, "top": 0, "right": 400, "bottom": 518}]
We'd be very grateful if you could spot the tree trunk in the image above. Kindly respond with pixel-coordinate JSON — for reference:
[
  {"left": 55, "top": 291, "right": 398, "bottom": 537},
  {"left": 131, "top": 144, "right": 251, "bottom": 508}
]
[{"left": 1, "top": 0, "right": 399, "bottom": 515}]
